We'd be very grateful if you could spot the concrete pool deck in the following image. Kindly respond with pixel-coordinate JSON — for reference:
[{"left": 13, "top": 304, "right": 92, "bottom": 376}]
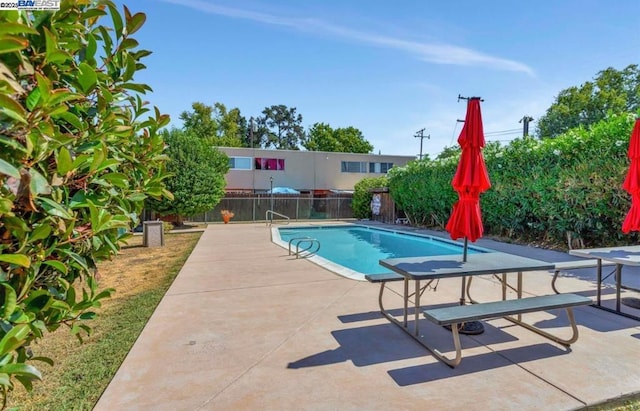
[{"left": 95, "top": 222, "right": 640, "bottom": 410}]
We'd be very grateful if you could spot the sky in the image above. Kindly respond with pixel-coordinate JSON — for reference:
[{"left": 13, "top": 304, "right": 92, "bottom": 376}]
[{"left": 120, "top": 0, "right": 640, "bottom": 158}]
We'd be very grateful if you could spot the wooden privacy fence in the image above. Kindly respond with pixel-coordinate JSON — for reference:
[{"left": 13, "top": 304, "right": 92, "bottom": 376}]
[{"left": 186, "top": 193, "right": 354, "bottom": 223}]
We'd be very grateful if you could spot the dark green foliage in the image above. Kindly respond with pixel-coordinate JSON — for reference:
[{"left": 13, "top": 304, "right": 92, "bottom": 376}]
[
  {"left": 147, "top": 129, "right": 229, "bottom": 222},
  {"left": 353, "top": 176, "right": 389, "bottom": 219},
  {"left": 537, "top": 65, "right": 640, "bottom": 138},
  {"left": 257, "top": 105, "right": 305, "bottom": 150},
  {"left": 303, "top": 122, "right": 373, "bottom": 153},
  {"left": 389, "top": 114, "right": 637, "bottom": 247},
  {"left": 0, "top": 1, "right": 170, "bottom": 403},
  {"left": 180, "top": 101, "right": 245, "bottom": 147},
  {"left": 388, "top": 158, "right": 458, "bottom": 227}
]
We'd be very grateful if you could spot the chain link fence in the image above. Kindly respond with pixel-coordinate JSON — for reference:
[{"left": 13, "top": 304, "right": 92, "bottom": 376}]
[{"left": 185, "top": 193, "right": 354, "bottom": 223}]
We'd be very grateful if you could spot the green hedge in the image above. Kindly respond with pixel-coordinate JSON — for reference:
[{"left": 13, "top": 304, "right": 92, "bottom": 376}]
[
  {"left": 388, "top": 113, "right": 637, "bottom": 247},
  {"left": 352, "top": 176, "right": 388, "bottom": 219}
]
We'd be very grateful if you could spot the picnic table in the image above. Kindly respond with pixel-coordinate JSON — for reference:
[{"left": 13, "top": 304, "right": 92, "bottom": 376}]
[
  {"left": 570, "top": 245, "right": 640, "bottom": 321},
  {"left": 367, "top": 252, "right": 590, "bottom": 367}
]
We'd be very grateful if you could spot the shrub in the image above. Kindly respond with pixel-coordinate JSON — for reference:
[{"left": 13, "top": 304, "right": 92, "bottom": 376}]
[
  {"left": 146, "top": 129, "right": 229, "bottom": 225},
  {"left": 0, "top": 1, "right": 170, "bottom": 403},
  {"left": 389, "top": 113, "right": 636, "bottom": 247},
  {"left": 352, "top": 176, "right": 388, "bottom": 219}
]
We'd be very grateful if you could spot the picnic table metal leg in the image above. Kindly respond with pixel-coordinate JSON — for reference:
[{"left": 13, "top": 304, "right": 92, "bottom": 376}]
[
  {"left": 517, "top": 271, "right": 523, "bottom": 321},
  {"left": 552, "top": 270, "right": 561, "bottom": 294},
  {"left": 414, "top": 280, "right": 421, "bottom": 336},
  {"left": 616, "top": 264, "right": 622, "bottom": 312},
  {"left": 374, "top": 279, "right": 462, "bottom": 368},
  {"left": 502, "top": 273, "right": 507, "bottom": 300},
  {"left": 596, "top": 259, "right": 602, "bottom": 306},
  {"left": 504, "top": 307, "right": 580, "bottom": 346},
  {"left": 403, "top": 278, "right": 408, "bottom": 327}
]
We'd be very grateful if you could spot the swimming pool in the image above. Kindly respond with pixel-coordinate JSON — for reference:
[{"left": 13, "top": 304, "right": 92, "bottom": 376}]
[{"left": 273, "top": 224, "right": 489, "bottom": 281}]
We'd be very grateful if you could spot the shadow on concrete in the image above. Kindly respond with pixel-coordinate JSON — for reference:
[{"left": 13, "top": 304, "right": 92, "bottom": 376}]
[
  {"left": 288, "top": 320, "right": 526, "bottom": 373},
  {"left": 387, "top": 343, "right": 568, "bottom": 386},
  {"left": 527, "top": 305, "right": 640, "bottom": 333}
]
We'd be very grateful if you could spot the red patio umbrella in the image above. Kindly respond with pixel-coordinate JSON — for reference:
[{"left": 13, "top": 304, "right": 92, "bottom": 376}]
[
  {"left": 443, "top": 97, "right": 491, "bottom": 335},
  {"left": 622, "top": 119, "right": 640, "bottom": 234},
  {"left": 446, "top": 97, "right": 491, "bottom": 260}
]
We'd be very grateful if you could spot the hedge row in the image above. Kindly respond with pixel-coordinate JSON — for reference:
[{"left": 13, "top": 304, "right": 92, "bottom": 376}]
[{"left": 387, "top": 113, "right": 638, "bottom": 248}]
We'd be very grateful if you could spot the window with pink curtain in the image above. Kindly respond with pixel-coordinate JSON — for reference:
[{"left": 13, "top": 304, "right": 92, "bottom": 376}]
[{"left": 253, "top": 157, "right": 285, "bottom": 170}]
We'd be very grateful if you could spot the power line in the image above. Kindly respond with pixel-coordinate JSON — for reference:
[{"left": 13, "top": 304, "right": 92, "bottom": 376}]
[{"left": 485, "top": 128, "right": 521, "bottom": 136}]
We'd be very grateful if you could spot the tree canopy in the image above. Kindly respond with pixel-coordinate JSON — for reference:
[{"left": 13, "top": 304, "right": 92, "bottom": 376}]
[
  {"left": 537, "top": 64, "right": 640, "bottom": 138},
  {"left": 147, "top": 129, "right": 229, "bottom": 224},
  {"left": 303, "top": 122, "right": 373, "bottom": 153},
  {"left": 257, "top": 104, "right": 306, "bottom": 150},
  {"left": 178, "top": 102, "right": 378, "bottom": 153},
  {"left": 180, "top": 102, "right": 245, "bottom": 147}
]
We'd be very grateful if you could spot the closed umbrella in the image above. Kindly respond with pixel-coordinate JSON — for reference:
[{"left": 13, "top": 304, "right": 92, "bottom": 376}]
[
  {"left": 444, "top": 96, "right": 491, "bottom": 335},
  {"left": 622, "top": 118, "right": 640, "bottom": 233},
  {"left": 446, "top": 97, "right": 491, "bottom": 259},
  {"left": 621, "top": 118, "right": 640, "bottom": 309}
]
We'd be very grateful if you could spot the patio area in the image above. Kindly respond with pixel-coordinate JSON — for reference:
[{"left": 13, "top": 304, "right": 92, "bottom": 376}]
[{"left": 94, "top": 222, "right": 640, "bottom": 410}]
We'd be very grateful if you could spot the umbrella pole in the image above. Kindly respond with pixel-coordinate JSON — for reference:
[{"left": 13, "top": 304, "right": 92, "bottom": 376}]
[
  {"left": 463, "top": 237, "right": 468, "bottom": 262},
  {"left": 458, "top": 235, "right": 484, "bottom": 334},
  {"left": 460, "top": 236, "right": 468, "bottom": 305}
]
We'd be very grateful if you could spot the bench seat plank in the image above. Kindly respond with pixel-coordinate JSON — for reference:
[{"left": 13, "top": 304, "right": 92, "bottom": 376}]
[
  {"left": 364, "top": 273, "right": 404, "bottom": 283},
  {"left": 554, "top": 259, "right": 616, "bottom": 270},
  {"left": 423, "top": 293, "right": 591, "bottom": 326}
]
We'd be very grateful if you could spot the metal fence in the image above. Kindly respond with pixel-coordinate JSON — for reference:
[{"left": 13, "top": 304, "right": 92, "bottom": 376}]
[{"left": 186, "top": 193, "right": 354, "bottom": 223}]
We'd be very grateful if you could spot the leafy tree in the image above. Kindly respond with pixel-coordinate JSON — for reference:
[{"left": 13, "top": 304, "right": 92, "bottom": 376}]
[
  {"left": 435, "top": 145, "right": 460, "bottom": 160},
  {"left": 304, "top": 122, "right": 373, "bottom": 153},
  {"left": 147, "top": 129, "right": 229, "bottom": 225},
  {"left": 303, "top": 122, "right": 337, "bottom": 151},
  {"left": 212, "top": 102, "right": 244, "bottom": 147},
  {"left": 537, "top": 64, "right": 640, "bottom": 138},
  {"left": 179, "top": 102, "right": 217, "bottom": 140},
  {"left": 180, "top": 102, "right": 245, "bottom": 146},
  {"left": 0, "top": 1, "right": 170, "bottom": 403},
  {"left": 258, "top": 104, "right": 305, "bottom": 150}
]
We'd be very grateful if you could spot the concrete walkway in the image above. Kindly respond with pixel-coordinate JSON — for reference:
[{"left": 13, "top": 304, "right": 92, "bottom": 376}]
[{"left": 95, "top": 222, "right": 640, "bottom": 410}]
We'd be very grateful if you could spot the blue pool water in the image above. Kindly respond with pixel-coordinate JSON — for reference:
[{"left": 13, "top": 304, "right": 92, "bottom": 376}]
[{"left": 276, "top": 225, "right": 485, "bottom": 276}]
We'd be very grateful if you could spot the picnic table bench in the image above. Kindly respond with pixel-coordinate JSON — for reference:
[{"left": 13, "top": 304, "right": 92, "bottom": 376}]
[
  {"left": 366, "top": 253, "right": 595, "bottom": 367},
  {"left": 552, "top": 259, "right": 617, "bottom": 294}
]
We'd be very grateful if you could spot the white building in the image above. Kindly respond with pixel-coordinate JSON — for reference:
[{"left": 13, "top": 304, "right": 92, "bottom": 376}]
[{"left": 218, "top": 147, "right": 415, "bottom": 194}]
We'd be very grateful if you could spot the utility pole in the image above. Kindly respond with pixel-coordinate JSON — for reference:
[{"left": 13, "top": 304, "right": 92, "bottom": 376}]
[
  {"left": 519, "top": 115, "right": 534, "bottom": 138},
  {"left": 414, "top": 128, "right": 430, "bottom": 160}
]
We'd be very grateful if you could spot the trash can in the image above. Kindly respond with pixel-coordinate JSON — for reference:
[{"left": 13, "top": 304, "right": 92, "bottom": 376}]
[{"left": 143, "top": 221, "right": 164, "bottom": 247}]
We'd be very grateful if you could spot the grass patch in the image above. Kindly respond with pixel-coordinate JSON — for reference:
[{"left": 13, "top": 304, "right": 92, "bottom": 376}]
[{"left": 7, "top": 232, "right": 202, "bottom": 410}]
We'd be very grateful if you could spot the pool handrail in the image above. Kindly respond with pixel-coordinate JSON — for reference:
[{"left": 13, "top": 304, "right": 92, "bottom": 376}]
[
  {"left": 288, "top": 236, "right": 320, "bottom": 258},
  {"left": 266, "top": 210, "right": 290, "bottom": 226}
]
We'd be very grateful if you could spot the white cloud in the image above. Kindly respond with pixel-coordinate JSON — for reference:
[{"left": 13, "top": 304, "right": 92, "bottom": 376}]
[{"left": 161, "top": 0, "right": 534, "bottom": 75}]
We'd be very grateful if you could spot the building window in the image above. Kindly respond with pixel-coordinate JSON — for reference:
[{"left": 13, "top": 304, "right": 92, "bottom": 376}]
[
  {"left": 341, "top": 161, "right": 368, "bottom": 173},
  {"left": 228, "top": 157, "right": 252, "bottom": 170},
  {"left": 255, "top": 157, "right": 285, "bottom": 170},
  {"left": 369, "top": 162, "right": 394, "bottom": 174}
]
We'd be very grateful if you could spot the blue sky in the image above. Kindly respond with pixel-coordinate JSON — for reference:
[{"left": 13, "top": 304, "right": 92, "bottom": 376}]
[{"left": 121, "top": 0, "right": 640, "bottom": 158}]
